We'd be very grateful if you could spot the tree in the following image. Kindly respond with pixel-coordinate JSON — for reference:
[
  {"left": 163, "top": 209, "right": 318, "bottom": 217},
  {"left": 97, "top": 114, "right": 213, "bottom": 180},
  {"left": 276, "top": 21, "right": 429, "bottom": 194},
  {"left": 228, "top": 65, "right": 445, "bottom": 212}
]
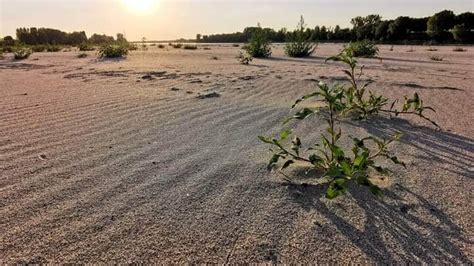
[
  {"left": 451, "top": 24, "right": 469, "bottom": 42},
  {"left": 375, "top": 20, "right": 390, "bottom": 41},
  {"left": 427, "top": 10, "right": 456, "bottom": 40},
  {"left": 351, "top": 14, "right": 382, "bottom": 40}
]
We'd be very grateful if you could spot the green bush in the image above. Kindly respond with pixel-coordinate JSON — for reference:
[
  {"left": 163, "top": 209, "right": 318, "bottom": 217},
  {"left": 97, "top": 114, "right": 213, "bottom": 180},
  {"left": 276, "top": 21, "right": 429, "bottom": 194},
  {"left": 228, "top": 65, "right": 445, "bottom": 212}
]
[
  {"left": 46, "top": 45, "right": 61, "bottom": 52},
  {"left": 344, "top": 41, "right": 378, "bottom": 57},
  {"left": 98, "top": 44, "right": 128, "bottom": 58},
  {"left": 13, "top": 46, "right": 32, "bottom": 60},
  {"left": 31, "top": 45, "right": 46, "bottom": 52},
  {"left": 237, "top": 50, "right": 253, "bottom": 65},
  {"left": 183, "top": 44, "right": 198, "bottom": 50},
  {"left": 242, "top": 25, "right": 272, "bottom": 58},
  {"left": 285, "top": 16, "right": 316, "bottom": 57},
  {"left": 78, "top": 43, "right": 95, "bottom": 51},
  {"left": 259, "top": 51, "right": 438, "bottom": 199}
]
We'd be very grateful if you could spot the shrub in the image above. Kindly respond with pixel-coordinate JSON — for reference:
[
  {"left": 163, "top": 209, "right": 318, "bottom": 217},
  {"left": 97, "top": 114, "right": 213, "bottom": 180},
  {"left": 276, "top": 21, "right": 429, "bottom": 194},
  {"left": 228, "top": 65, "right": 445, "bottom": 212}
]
[
  {"left": 429, "top": 55, "right": 443, "bottom": 61},
  {"left": 172, "top": 43, "right": 183, "bottom": 49},
  {"left": 426, "top": 46, "right": 438, "bottom": 51},
  {"left": 31, "top": 45, "right": 46, "bottom": 52},
  {"left": 158, "top": 44, "right": 165, "bottom": 48},
  {"left": 2, "top": 46, "right": 13, "bottom": 53},
  {"left": 452, "top": 47, "right": 467, "bottom": 52},
  {"left": 78, "top": 43, "right": 95, "bottom": 51},
  {"left": 128, "top": 43, "right": 138, "bottom": 51},
  {"left": 232, "top": 44, "right": 240, "bottom": 47},
  {"left": 259, "top": 51, "right": 438, "bottom": 199},
  {"left": 77, "top": 53, "right": 88, "bottom": 58},
  {"left": 46, "top": 45, "right": 61, "bottom": 52},
  {"left": 242, "top": 25, "right": 272, "bottom": 58},
  {"left": 98, "top": 44, "right": 128, "bottom": 58},
  {"left": 344, "top": 41, "right": 378, "bottom": 57},
  {"left": 13, "top": 46, "right": 32, "bottom": 60},
  {"left": 203, "top": 47, "right": 211, "bottom": 50},
  {"left": 183, "top": 44, "right": 198, "bottom": 50},
  {"left": 284, "top": 16, "right": 316, "bottom": 57},
  {"left": 237, "top": 50, "right": 253, "bottom": 65}
]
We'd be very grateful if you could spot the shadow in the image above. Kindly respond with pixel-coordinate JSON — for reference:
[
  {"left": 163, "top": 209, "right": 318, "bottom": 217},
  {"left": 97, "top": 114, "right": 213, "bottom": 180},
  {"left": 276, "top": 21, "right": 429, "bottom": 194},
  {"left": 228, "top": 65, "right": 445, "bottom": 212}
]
[
  {"left": 391, "top": 82, "right": 464, "bottom": 91},
  {"left": 263, "top": 56, "right": 327, "bottom": 64},
  {"left": 348, "top": 116, "right": 473, "bottom": 179},
  {"left": 286, "top": 182, "right": 472, "bottom": 263}
]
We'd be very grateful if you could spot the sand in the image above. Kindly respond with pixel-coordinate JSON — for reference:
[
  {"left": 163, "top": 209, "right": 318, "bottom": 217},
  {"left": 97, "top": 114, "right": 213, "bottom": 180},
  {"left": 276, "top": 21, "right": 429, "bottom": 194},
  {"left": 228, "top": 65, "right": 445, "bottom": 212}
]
[{"left": 0, "top": 44, "right": 473, "bottom": 263}]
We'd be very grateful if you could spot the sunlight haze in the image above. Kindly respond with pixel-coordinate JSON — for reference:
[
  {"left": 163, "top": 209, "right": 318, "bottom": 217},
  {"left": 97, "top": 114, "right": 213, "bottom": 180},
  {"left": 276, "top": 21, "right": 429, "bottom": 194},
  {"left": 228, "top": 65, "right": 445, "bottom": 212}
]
[{"left": 1, "top": 0, "right": 473, "bottom": 40}]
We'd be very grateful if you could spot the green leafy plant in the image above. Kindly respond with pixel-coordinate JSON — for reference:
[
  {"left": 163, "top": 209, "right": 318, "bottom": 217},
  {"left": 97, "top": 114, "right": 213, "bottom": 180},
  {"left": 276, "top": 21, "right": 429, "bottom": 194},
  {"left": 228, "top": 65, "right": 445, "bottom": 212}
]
[
  {"left": 13, "top": 46, "right": 32, "bottom": 60},
  {"left": 344, "top": 41, "right": 378, "bottom": 57},
  {"left": 242, "top": 25, "right": 272, "bottom": 58},
  {"left": 98, "top": 44, "right": 128, "bottom": 58},
  {"left": 183, "top": 44, "right": 198, "bottom": 50},
  {"left": 237, "top": 50, "right": 253, "bottom": 65},
  {"left": 429, "top": 55, "right": 443, "bottom": 61},
  {"left": 259, "top": 51, "right": 438, "bottom": 199},
  {"left": 284, "top": 16, "right": 316, "bottom": 57}
]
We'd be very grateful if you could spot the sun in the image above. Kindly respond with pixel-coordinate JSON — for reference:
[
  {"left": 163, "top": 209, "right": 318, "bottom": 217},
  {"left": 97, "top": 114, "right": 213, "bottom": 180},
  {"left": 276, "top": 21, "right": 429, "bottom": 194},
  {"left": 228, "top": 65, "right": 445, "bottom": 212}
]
[{"left": 122, "top": 0, "right": 158, "bottom": 15}]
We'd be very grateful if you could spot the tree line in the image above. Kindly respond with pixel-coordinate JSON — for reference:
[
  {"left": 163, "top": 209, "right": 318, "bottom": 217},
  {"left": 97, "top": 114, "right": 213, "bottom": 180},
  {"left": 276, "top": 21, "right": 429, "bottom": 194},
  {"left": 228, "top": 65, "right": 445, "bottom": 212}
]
[
  {"left": 1, "top": 28, "right": 125, "bottom": 47},
  {"left": 197, "top": 10, "right": 473, "bottom": 44}
]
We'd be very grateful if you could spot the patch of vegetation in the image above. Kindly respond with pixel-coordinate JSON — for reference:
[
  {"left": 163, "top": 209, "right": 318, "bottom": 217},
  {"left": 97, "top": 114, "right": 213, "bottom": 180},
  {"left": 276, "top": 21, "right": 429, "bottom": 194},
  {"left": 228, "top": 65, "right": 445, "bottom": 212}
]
[
  {"left": 78, "top": 43, "right": 95, "bottom": 51},
  {"left": 77, "top": 53, "right": 88, "bottom": 58},
  {"left": 158, "top": 44, "right": 165, "bottom": 49},
  {"left": 426, "top": 46, "right": 438, "bottom": 51},
  {"left": 429, "top": 55, "right": 443, "bottom": 61},
  {"left": 98, "top": 44, "right": 128, "bottom": 58},
  {"left": 172, "top": 43, "right": 183, "bottom": 49},
  {"left": 128, "top": 43, "right": 138, "bottom": 51},
  {"left": 344, "top": 41, "right": 378, "bottom": 57},
  {"left": 389, "top": 45, "right": 394, "bottom": 51},
  {"left": 242, "top": 24, "right": 272, "bottom": 58},
  {"left": 0, "top": 52, "right": 4, "bottom": 60},
  {"left": 237, "top": 51, "right": 253, "bottom": 65},
  {"left": 211, "top": 56, "right": 219, "bottom": 60},
  {"left": 232, "top": 44, "right": 240, "bottom": 47},
  {"left": 285, "top": 16, "right": 317, "bottom": 57},
  {"left": 183, "top": 44, "right": 198, "bottom": 50},
  {"left": 46, "top": 45, "right": 61, "bottom": 52},
  {"left": 13, "top": 46, "right": 32, "bottom": 60},
  {"left": 259, "top": 51, "right": 438, "bottom": 199},
  {"left": 31, "top": 45, "right": 46, "bottom": 52},
  {"left": 452, "top": 47, "right": 467, "bottom": 52}
]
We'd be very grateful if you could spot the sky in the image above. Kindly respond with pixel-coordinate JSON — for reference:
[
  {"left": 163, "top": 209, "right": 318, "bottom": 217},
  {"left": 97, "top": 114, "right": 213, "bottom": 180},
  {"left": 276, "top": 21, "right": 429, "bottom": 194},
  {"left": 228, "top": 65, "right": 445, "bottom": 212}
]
[{"left": 0, "top": 0, "right": 472, "bottom": 41}]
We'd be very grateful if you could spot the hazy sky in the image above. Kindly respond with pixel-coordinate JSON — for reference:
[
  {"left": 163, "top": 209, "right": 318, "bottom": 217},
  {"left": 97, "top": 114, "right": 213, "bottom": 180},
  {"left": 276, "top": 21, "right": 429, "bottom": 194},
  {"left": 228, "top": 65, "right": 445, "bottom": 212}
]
[{"left": 0, "top": 0, "right": 472, "bottom": 41}]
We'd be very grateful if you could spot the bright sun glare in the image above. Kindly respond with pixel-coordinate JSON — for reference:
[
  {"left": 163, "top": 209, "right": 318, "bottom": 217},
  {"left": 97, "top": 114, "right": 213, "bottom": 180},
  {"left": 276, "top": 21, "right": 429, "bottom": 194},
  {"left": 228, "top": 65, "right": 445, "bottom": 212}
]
[{"left": 122, "top": 0, "right": 158, "bottom": 15}]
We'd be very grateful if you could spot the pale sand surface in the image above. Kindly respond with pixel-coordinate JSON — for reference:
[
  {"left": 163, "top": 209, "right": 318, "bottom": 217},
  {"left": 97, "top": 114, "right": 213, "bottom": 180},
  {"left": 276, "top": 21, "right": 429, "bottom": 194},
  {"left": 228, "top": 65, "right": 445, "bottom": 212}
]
[{"left": 0, "top": 44, "right": 473, "bottom": 263}]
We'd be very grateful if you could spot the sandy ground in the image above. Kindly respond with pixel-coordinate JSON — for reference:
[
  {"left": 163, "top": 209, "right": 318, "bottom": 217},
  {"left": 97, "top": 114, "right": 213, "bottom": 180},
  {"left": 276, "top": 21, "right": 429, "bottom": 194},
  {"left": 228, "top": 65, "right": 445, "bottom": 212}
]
[{"left": 0, "top": 43, "right": 473, "bottom": 263}]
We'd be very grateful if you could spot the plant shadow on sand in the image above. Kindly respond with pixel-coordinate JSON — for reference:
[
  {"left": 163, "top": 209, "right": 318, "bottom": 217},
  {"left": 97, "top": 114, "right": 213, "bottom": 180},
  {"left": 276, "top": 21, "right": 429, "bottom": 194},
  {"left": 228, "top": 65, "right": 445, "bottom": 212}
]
[{"left": 284, "top": 116, "right": 472, "bottom": 263}]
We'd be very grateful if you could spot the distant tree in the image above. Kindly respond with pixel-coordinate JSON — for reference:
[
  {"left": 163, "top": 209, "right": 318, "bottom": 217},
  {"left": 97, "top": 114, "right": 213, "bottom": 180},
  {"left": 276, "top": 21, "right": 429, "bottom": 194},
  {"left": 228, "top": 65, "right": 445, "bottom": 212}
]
[
  {"left": 427, "top": 10, "right": 456, "bottom": 40},
  {"left": 196, "top": 34, "right": 202, "bottom": 41},
  {"left": 116, "top": 33, "right": 127, "bottom": 43},
  {"left": 375, "top": 20, "right": 390, "bottom": 41},
  {"left": 3, "top": 36, "right": 15, "bottom": 46},
  {"left": 387, "top": 17, "right": 411, "bottom": 40},
  {"left": 351, "top": 14, "right": 382, "bottom": 40},
  {"left": 89, "top": 33, "right": 114, "bottom": 44},
  {"left": 451, "top": 24, "right": 469, "bottom": 42},
  {"left": 456, "top": 12, "right": 474, "bottom": 30}
]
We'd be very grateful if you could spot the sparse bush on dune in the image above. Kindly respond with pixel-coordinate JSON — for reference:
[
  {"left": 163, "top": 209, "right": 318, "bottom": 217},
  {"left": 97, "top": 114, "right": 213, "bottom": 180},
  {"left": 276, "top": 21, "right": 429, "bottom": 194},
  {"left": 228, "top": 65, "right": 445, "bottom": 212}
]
[
  {"left": 242, "top": 24, "right": 272, "bottom": 58},
  {"left": 77, "top": 52, "right": 88, "bottom": 58},
  {"left": 31, "top": 45, "right": 46, "bottom": 52},
  {"left": 429, "top": 55, "right": 443, "bottom": 61},
  {"left": 344, "top": 41, "right": 378, "bottom": 57},
  {"left": 285, "top": 16, "right": 317, "bottom": 58},
  {"left": 172, "top": 43, "right": 183, "bottom": 49},
  {"left": 158, "top": 44, "right": 165, "bottom": 48},
  {"left": 98, "top": 44, "right": 128, "bottom": 58},
  {"left": 232, "top": 44, "right": 240, "bottom": 47},
  {"left": 259, "top": 51, "right": 438, "bottom": 199},
  {"left": 237, "top": 50, "right": 253, "bottom": 65},
  {"left": 13, "top": 46, "right": 32, "bottom": 60},
  {"left": 78, "top": 43, "right": 95, "bottom": 51},
  {"left": 46, "top": 45, "right": 61, "bottom": 52},
  {"left": 452, "top": 47, "right": 467, "bottom": 52},
  {"left": 203, "top": 47, "right": 211, "bottom": 50},
  {"left": 183, "top": 44, "right": 198, "bottom": 50}
]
